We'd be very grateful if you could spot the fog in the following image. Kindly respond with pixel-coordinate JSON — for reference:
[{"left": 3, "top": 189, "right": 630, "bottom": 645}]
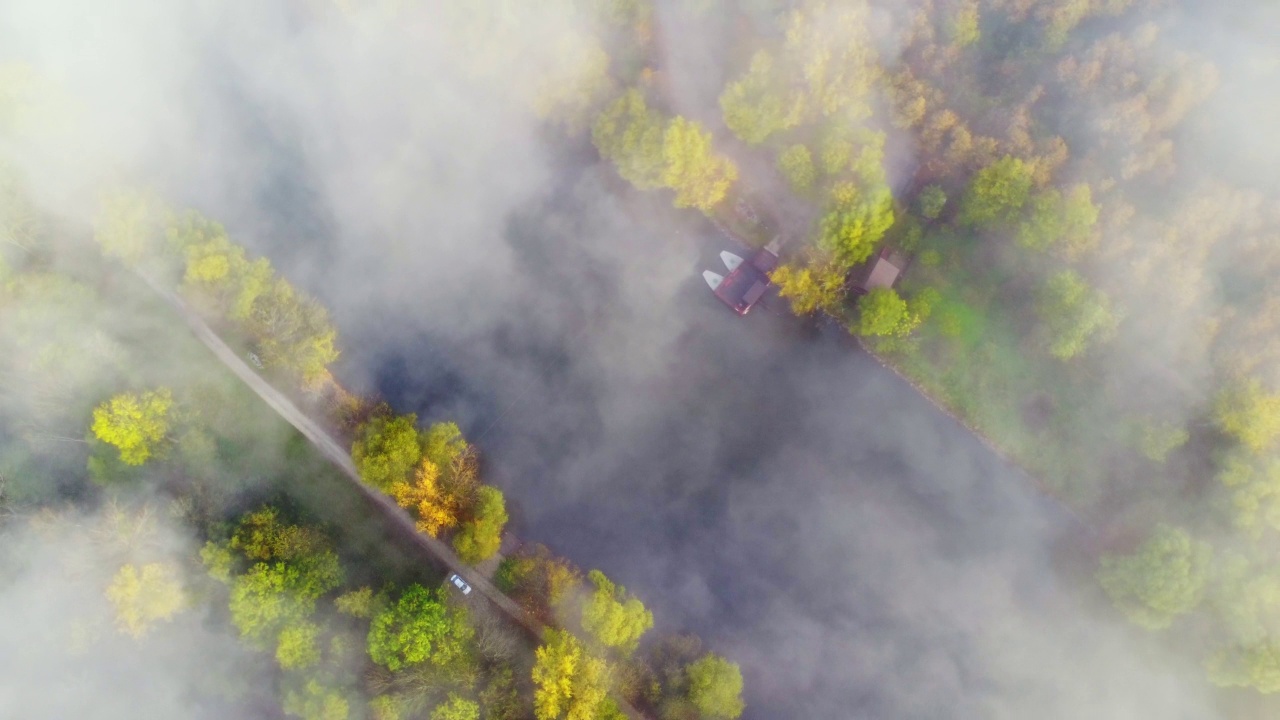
[{"left": 3, "top": 0, "right": 1276, "bottom": 717}]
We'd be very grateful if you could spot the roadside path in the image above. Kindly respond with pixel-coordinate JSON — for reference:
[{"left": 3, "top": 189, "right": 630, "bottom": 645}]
[{"left": 141, "top": 274, "right": 648, "bottom": 719}]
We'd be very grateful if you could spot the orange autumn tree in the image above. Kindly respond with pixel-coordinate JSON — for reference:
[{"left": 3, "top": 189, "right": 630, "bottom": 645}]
[{"left": 388, "top": 422, "right": 479, "bottom": 537}]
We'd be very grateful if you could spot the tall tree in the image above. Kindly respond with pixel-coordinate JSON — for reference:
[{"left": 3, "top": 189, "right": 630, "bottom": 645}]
[
  {"left": 685, "top": 653, "right": 745, "bottom": 720},
  {"left": 454, "top": 486, "right": 508, "bottom": 564},
  {"left": 719, "top": 51, "right": 803, "bottom": 144},
  {"left": 1215, "top": 378, "right": 1280, "bottom": 454},
  {"left": 1036, "top": 270, "right": 1117, "bottom": 360},
  {"left": 1096, "top": 524, "right": 1211, "bottom": 630},
  {"left": 353, "top": 413, "right": 423, "bottom": 491},
  {"left": 580, "top": 569, "right": 653, "bottom": 654},
  {"left": 592, "top": 89, "right": 667, "bottom": 190},
  {"left": 367, "top": 585, "right": 475, "bottom": 674},
  {"left": 91, "top": 388, "right": 174, "bottom": 466},
  {"left": 661, "top": 117, "right": 738, "bottom": 211},
  {"left": 532, "top": 629, "right": 612, "bottom": 720},
  {"left": 105, "top": 562, "right": 186, "bottom": 638},
  {"left": 958, "top": 156, "right": 1034, "bottom": 227}
]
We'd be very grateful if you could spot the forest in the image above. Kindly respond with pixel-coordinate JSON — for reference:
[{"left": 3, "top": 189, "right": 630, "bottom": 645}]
[{"left": 2, "top": 0, "right": 1279, "bottom": 716}]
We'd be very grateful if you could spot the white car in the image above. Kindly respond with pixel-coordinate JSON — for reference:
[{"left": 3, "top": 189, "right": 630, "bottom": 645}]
[{"left": 447, "top": 573, "right": 472, "bottom": 595}]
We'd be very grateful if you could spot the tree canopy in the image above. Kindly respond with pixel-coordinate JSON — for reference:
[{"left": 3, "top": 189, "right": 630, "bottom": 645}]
[
  {"left": 958, "top": 156, "right": 1035, "bottom": 227},
  {"left": 532, "top": 629, "right": 612, "bottom": 720},
  {"left": 686, "top": 653, "right": 745, "bottom": 720},
  {"left": 353, "top": 413, "right": 423, "bottom": 491},
  {"left": 661, "top": 117, "right": 738, "bottom": 212},
  {"left": 454, "top": 486, "right": 508, "bottom": 564},
  {"left": 105, "top": 562, "right": 186, "bottom": 638},
  {"left": 1096, "top": 524, "right": 1211, "bottom": 630},
  {"left": 367, "top": 584, "right": 474, "bottom": 673},
  {"left": 581, "top": 569, "right": 653, "bottom": 654},
  {"left": 91, "top": 388, "right": 174, "bottom": 466}
]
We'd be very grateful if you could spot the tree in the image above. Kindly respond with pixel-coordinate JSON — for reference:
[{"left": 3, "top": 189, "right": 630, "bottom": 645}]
[
  {"left": 248, "top": 278, "right": 340, "bottom": 384},
  {"left": 1215, "top": 378, "right": 1280, "bottom": 454},
  {"left": 918, "top": 185, "right": 947, "bottom": 220},
  {"left": 353, "top": 413, "right": 423, "bottom": 491},
  {"left": 1136, "top": 419, "right": 1189, "bottom": 464},
  {"left": 771, "top": 260, "right": 844, "bottom": 316},
  {"left": 958, "top": 156, "right": 1034, "bottom": 227},
  {"left": 776, "top": 145, "right": 816, "bottom": 193},
  {"left": 105, "top": 562, "right": 186, "bottom": 638},
  {"left": 93, "top": 187, "right": 167, "bottom": 264},
  {"left": 581, "top": 569, "right": 653, "bottom": 654},
  {"left": 855, "top": 288, "right": 912, "bottom": 337},
  {"left": 277, "top": 620, "right": 323, "bottom": 669},
  {"left": 336, "top": 587, "right": 377, "bottom": 619},
  {"left": 686, "top": 653, "right": 745, "bottom": 720},
  {"left": 532, "top": 629, "right": 612, "bottom": 720},
  {"left": 530, "top": 33, "right": 612, "bottom": 136},
  {"left": 1096, "top": 524, "right": 1211, "bottom": 630},
  {"left": 390, "top": 457, "right": 459, "bottom": 537},
  {"left": 367, "top": 584, "right": 474, "bottom": 673},
  {"left": 1217, "top": 452, "right": 1280, "bottom": 537},
  {"left": 947, "top": 0, "right": 981, "bottom": 47},
  {"left": 229, "top": 563, "right": 316, "bottom": 645},
  {"left": 91, "top": 388, "right": 173, "bottom": 465},
  {"left": 454, "top": 486, "right": 508, "bottom": 564},
  {"left": 1017, "top": 185, "right": 1098, "bottom": 252},
  {"left": 593, "top": 89, "right": 667, "bottom": 190},
  {"left": 661, "top": 117, "right": 738, "bottom": 212},
  {"left": 817, "top": 187, "right": 894, "bottom": 268},
  {"left": 431, "top": 694, "right": 480, "bottom": 720},
  {"left": 719, "top": 51, "right": 803, "bottom": 144},
  {"left": 232, "top": 506, "right": 332, "bottom": 562},
  {"left": 1037, "top": 270, "right": 1117, "bottom": 360},
  {"left": 284, "top": 679, "right": 349, "bottom": 720}
]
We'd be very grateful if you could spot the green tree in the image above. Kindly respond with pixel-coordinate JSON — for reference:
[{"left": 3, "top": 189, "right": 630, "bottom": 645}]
[
  {"left": 581, "top": 569, "right": 653, "bottom": 654},
  {"left": 228, "top": 554, "right": 340, "bottom": 646},
  {"left": 776, "top": 145, "right": 816, "bottom": 193},
  {"left": 277, "top": 620, "right": 323, "bottom": 670},
  {"left": 686, "top": 653, "right": 745, "bottom": 720},
  {"left": 1217, "top": 452, "right": 1280, "bottom": 537},
  {"left": 335, "top": 587, "right": 377, "bottom": 618},
  {"left": 91, "top": 388, "right": 173, "bottom": 465},
  {"left": 719, "top": 51, "right": 803, "bottom": 144},
  {"left": 1096, "top": 524, "right": 1210, "bottom": 630},
  {"left": 817, "top": 187, "right": 894, "bottom": 268},
  {"left": 1136, "top": 419, "right": 1189, "bottom": 464},
  {"left": 1017, "top": 185, "right": 1098, "bottom": 252},
  {"left": 592, "top": 89, "right": 667, "bottom": 190},
  {"left": 855, "top": 288, "right": 912, "bottom": 337},
  {"left": 431, "top": 694, "right": 480, "bottom": 720},
  {"left": 1215, "top": 378, "right": 1280, "bottom": 454},
  {"left": 105, "top": 562, "right": 186, "bottom": 638},
  {"left": 93, "top": 187, "right": 167, "bottom": 264},
  {"left": 918, "top": 185, "right": 947, "bottom": 220},
  {"left": 958, "top": 156, "right": 1034, "bottom": 227},
  {"left": 367, "top": 585, "right": 475, "bottom": 673},
  {"left": 661, "top": 117, "right": 738, "bottom": 211},
  {"left": 248, "top": 278, "right": 340, "bottom": 384},
  {"left": 1036, "top": 270, "right": 1117, "bottom": 360},
  {"left": 284, "top": 679, "right": 349, "bottom": 720},
  {"left": 454, "top": 486, "right": 509, "bottom": 564},
  {"left": 353, "top": 413, "right": 423, "bottom": 491},
  {"left": 1208, "top": 641, "right": 1280, "bottom": 694}
]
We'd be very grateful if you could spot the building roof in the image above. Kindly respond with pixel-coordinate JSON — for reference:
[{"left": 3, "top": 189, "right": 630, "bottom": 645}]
[{"left": 853, "top": 248, "right": 907, "bottom": 292}]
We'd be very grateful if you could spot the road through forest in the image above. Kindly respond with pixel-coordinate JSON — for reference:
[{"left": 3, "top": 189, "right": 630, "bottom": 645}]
[{"left": 140, "top": 273, "right": 648, "bottom": 719}]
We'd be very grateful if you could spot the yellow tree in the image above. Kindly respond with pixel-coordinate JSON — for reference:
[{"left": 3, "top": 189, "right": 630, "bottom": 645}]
[
  {"left": 1216, "top": 378, "right": 1280, "bottom": 454},
  {"left": 771, "top": 260, "right": 844, "bottom": 316},
  {"left": 533, "top": 629, "right": 612, "bottom": 720},
  {"left": 390, "top": 457, "right": 461, "bottom": 537},
  {"left": 93, "top": 187, "right": 168, "bottom": 264},
  {"left": 105, "top": 562, "right": 186, "bottom": 638},
  {"left": 91, "top": 388, "right": 174, "bottom": 465},
  {"left": 661, "top": 117, "right": 738, "bottom": 211}
]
